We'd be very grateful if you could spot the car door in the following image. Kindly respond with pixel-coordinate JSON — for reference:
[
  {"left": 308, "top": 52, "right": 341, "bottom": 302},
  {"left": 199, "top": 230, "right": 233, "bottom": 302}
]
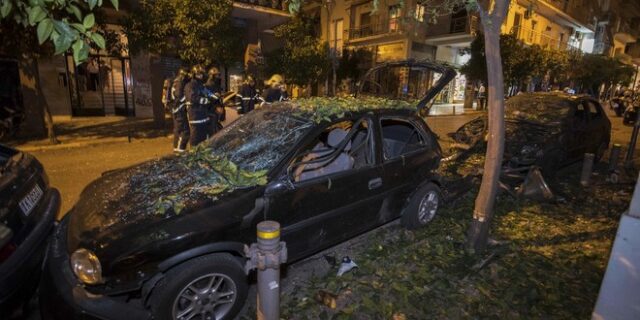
[
  {"left": 567, "top": 101, "right": 590, "bottom": 161},
  {"left": 264, "top": 116, "right": 384, "bottom": 260},
  {"left": 375, "top": 116, "right": 441, "bottom": 222}
]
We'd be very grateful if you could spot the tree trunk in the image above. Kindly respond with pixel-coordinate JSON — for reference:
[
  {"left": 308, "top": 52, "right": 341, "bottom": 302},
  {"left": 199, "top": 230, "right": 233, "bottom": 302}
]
[
  {"left": 32, "top": 57, "right": 59, "bottom": 144},
  {"left": 466, "top": 18, "right": 507, "bottom": 253}
]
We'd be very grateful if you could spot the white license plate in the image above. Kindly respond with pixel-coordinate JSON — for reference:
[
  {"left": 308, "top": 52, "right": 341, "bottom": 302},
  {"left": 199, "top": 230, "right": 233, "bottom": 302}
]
[{"left": 19, "top": 184, "right": 44, "bottom": 217}]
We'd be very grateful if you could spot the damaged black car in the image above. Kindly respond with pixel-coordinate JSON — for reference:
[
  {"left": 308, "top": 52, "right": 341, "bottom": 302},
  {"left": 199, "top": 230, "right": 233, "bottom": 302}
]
[
  {"left": 451, "top": 92, "right": 611, "bottom": 177},
  {"left": 41, "top": 61, "right": 455, "bottom": 320}
]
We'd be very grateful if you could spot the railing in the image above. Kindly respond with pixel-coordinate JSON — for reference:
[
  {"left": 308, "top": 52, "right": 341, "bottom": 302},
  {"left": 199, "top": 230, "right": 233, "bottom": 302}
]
[
  {"left": 511, "top": 25, "right": 580, "bottom": 52},
  {"left": 449, "top": 15, "right": 478, "bottom": 34},
  {"left": 349, "top": 18, "right": 403, "bottom": 40},
  {"left": 235, "top": 0, "right": 288, "bottom": 11}
]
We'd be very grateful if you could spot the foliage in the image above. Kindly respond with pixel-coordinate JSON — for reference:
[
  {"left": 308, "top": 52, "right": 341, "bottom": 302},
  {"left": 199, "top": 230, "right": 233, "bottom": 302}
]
[
  {"left": 292, "top": 96, "right": 416, "bottom": 123},
  {"left": 279, "top": 161, "right": 630, "bottom": 319},
  {"left": 154, "top": 144, "right": 268, "bottom": 215},
  {"left": 460, "top": 33, "right": 559, "bottom": 87},
  {"left": 0, "top": 0, "right": 116, "bottom": 63},
  {"left": 266, "top": 15, "right": 331, "bottom": 86},
  {"left": 568, "top": 54, "right": 636, "bottom": 94},
  {"left": 336, "top": 48, "right": 369, "bottom": 82},
  {"left": 123, "top": 0, "right": 242, "bottom": 66}
]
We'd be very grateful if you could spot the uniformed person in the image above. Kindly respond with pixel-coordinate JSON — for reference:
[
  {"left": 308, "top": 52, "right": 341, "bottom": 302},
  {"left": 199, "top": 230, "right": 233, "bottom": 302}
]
[
  {"left": 236, "top": 75, "right": 258, "bottom": 114},
  {"left": 184, "top": 65, "right": 211, "bottom": 147},
  {"left": 169, "top": 67, "right": 191, "bottom": 153},
  {"left": 204, "top": 67, "right": 224, "bottom": 135},
  {"left": 262, "top": 74, "right": 288, "bottom": 105}
]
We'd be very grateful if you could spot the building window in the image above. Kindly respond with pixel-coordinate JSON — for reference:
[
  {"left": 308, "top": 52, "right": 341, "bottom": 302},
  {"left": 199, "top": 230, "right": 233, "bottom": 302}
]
[
  {"left": 331, "top": 19, "right": 344, "bottom": 56},
  {"left": 415, "top": 4, "right": 425, "bottom": 22},
  {"left": 389, "top": 5, "right": 401, "bottom": 32}
]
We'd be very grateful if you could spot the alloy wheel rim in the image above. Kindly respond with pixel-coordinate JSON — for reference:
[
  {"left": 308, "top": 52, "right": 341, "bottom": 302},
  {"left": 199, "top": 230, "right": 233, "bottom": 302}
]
[
  {"left": 418, "top": 191, "right": 438, "bottom": 224},
  {"left": 172, "top": 273, "right": 237, "bottom": 320}
]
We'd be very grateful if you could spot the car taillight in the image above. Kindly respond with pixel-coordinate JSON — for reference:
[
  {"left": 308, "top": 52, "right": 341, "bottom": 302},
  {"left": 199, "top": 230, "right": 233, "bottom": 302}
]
[{"left": 0, "top": 243, "right": 16, "bottom": 263}]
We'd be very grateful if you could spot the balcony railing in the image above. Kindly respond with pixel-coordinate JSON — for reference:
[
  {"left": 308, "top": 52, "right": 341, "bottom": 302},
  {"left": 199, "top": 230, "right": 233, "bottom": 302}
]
[
  {"left": 449, "top": 15, "right": 478, "bottom": 34},
  {"left": 511, "top": 25, "right": 580, "bottom": 52},
  {"left": 349, "top": 18, "right": 403, "bottom": 40}
]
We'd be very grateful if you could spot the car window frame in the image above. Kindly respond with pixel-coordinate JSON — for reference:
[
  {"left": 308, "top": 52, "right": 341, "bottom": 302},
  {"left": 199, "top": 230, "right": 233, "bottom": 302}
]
[
  {"left": 585, "top": 99, "right": 603, "bottom": 120},
  {"left": 571, "top": 101, "right": 590, "bottom": 125},
  {"left": 284, "top": 115, "right": 377, "bottom": 186},
  {"left": 378, "top": 116, "right": 430, "bottom": 162}
]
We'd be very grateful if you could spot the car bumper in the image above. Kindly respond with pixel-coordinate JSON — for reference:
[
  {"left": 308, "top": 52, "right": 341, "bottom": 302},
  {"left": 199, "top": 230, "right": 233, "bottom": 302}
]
[
  {"left": 0, "top": 188, "right": 60, "bottom": 311},
  {"left": 40, "top": 219, "right": 150, "bottom": 320}
]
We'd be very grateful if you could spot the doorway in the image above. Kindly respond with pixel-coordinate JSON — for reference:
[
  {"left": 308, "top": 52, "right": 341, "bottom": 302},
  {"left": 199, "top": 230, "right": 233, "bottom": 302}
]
[{"left": 65, "top": 55, "right": 134, "bottom": 116}]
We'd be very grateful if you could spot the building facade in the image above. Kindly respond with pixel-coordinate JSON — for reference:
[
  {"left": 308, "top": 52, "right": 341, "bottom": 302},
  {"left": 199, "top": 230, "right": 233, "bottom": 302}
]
[
  {"left": 320, "top": 0, "right": 607, "bottom": 104},
  {"left": 11, "top": 0, "right": 291, "bottom": 138}
]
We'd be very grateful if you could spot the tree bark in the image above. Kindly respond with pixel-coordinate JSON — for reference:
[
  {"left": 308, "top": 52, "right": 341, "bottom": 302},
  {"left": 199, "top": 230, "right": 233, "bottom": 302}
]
[
  {"left": 466, "top": 0, "right": 509, "bottom": 253},
  {"left": 32, "top": 57, "right": 59, "bottom": 144}
]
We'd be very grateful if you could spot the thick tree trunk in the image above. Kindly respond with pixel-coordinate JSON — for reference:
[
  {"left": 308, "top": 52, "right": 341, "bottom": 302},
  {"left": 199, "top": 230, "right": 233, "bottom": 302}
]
[
  {"left": 32, "top": 57, "right": 59, "bottom": 144},
  {"left": 466, "top": 20, "right": 507, "bottom": 253}
]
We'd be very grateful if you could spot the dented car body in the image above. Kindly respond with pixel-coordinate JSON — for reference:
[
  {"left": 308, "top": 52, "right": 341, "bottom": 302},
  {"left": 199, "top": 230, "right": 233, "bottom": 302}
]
[
  {"left": 42, "top": 61, "right": 455, "bottom": 320},
  {"left": 451, "top": 93, "right": 611, "bottom": 176}
]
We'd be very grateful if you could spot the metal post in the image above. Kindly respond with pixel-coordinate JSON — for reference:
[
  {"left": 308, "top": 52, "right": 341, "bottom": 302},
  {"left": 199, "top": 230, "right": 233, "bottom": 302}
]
[
  {"left": 581, "top": 153, "right": 595, "bottom": 187},
  {"left": 245, "top": 221, "right": 287, "bottom": 320},
  {"left": 625, "top": 110, "right": 640, "bottom": 169},
  {"left": 609, "top": 144, "right": 622, "bottom": 172}
]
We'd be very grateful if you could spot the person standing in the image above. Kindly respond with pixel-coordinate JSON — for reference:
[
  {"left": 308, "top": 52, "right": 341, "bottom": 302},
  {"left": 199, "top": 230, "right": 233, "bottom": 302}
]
[
  {"left": 184, "top": 65, "right": 211, "bottom": 147},
  {"left": 87, "top": 58, "right": 100, "bottom": 91},
  {"left": 477, "top": 83, "right": 486, "bottom": 111},
  {"left": 262, "top": 74, "right": 288, "bottom": 105},
  {"left": 236, "top": 75, "right": 257, "bottom": 114},
  {"left": 169, "top": 67, "right": 191, "bottom": 153},
  {"left": 204, "top": 67, "right": 224, "bottom": 135}
]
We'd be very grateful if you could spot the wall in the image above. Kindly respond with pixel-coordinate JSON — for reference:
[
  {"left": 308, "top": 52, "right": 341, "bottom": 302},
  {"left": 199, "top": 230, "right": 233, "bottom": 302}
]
[
  {"left": 17, "top": 58, "right": 45, "bottom": 138},
  {"left": 502, "top": 1, "right": 575, "bottom": 49},
  {"left": 130, "top": 52, "right": 154, "bottom": 118},
  {"left": 37, "top": 56, "right": 72, "bottom": 117}
]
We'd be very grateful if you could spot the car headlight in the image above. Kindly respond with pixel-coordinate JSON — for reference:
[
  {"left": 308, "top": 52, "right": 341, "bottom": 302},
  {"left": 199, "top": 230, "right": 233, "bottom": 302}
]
[{"left": 70, "top": 248, "right": 102, "bottom": 284}]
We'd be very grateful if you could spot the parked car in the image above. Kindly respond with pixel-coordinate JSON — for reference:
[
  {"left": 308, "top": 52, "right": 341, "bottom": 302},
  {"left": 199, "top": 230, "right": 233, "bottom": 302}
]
[
  {"left": 0, "top": 144, "right": 60, "bottom": 317},
  {"left": 41, "top": 61, "right": 455, "bottom": 320},
  {"left": 451, "top": 93, "right": 611, "bottom": 177}
]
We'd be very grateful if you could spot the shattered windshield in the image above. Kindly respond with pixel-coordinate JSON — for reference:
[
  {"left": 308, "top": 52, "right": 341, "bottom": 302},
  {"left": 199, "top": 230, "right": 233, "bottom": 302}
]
[
  {"left": 505, "top": 94, "right": 571, "bottom": 124},
  {"left": 205, "top": 106, "right": 313, "bottom": 172}
]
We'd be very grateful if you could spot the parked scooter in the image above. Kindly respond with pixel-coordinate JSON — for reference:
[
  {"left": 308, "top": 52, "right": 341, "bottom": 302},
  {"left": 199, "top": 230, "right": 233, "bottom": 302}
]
[{"left": 611, "top": 97, "right": 626, "bottom": 116}]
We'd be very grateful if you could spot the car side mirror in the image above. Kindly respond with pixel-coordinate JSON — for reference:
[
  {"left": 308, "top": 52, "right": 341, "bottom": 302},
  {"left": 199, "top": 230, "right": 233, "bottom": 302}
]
[{"left": 264, "top": 179, "right": 293, "bottom": 196}]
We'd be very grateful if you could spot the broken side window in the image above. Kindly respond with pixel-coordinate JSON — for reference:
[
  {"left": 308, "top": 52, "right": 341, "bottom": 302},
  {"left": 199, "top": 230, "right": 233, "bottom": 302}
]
[
  {"left": 291, "top": 118, "right": 372, "bottom": 182},
  {"left": 380, "top": 118, "right": 426, "bottom": 160}
]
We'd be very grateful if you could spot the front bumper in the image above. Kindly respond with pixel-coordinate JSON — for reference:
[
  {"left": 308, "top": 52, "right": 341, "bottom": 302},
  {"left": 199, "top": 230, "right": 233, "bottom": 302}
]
[
  {"left": 40, "top": 219, "right": 150, "bottom": 320},
  {"left": 0, "top": 188, "right": 60, "bottom": 310}
]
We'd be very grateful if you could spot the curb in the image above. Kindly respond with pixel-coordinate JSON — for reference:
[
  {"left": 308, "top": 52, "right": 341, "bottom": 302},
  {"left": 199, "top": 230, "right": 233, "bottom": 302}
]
[{"left": 16, "top": 137, "right": 131, "bottom": 152}]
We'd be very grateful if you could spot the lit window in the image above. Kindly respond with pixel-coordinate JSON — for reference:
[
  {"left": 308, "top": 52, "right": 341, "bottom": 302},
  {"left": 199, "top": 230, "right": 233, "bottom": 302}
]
[{"left": 415, "top": 4, "right": 426, "bottom": 22}]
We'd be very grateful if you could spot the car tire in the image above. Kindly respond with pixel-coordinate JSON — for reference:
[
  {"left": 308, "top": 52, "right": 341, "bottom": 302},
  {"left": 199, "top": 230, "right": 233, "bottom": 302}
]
[
  {"left": 537, "top": 148, "right": 565, "bottom": 179},
  {"left": 401, "top": 183, "right": 441, "bottom": 230},
  {"left": 148, "top": 253, "right": 248, "bottom": 320}
]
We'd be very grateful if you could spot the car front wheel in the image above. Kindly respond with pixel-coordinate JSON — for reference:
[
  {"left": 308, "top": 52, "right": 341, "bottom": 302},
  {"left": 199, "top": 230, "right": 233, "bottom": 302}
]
[
  {"left": 149, "top": 253, "right": 248, "bottom": 320},
  {"left": 402, "top": 182, "right": 441, "bottom": 229}
]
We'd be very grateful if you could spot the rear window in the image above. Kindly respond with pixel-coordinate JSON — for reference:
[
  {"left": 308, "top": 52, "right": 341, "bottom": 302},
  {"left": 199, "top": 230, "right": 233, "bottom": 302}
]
[{"left": 505, "top": 94, "right": 571, "bottom": 123}]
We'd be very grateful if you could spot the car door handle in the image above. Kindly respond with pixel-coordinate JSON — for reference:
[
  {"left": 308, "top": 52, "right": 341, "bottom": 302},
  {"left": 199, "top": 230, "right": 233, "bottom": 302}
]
[{"left": 368, "top": 177, "right": 383, "bottom": 190}]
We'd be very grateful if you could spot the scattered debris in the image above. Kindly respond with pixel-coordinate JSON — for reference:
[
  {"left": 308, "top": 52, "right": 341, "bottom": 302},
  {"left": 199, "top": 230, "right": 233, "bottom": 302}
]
[
  {"left": 337, "top": 256, "right": 358, "bottom": 276},
  {"left": 315, "top": 290, "right": 338, "bottom": 309},
  {"left": 517, "top": 167, "right": 555, "bottom": 202}
]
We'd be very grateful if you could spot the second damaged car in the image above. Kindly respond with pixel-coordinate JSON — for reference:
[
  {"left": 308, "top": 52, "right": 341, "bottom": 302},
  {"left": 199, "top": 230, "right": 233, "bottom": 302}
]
[
  {"left": 451, "top": 92, "right": 611, "bottom": 177},
  {"left": 41, "top": 61, "right": 455, "bottom": 320}
]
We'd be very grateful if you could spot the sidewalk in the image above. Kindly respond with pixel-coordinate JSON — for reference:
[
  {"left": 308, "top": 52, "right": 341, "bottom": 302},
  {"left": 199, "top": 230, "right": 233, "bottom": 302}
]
[
  {"left": 8, "top": 116, "right": 172, "bottom": 152},
  {"left": 428, "top": 103, "right": 484, "bottom": 116}
]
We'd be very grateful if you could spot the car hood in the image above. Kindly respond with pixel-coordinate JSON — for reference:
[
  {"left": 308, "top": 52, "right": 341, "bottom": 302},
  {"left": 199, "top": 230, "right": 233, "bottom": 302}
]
[{"left": 67, "top": 151, "right": 267, "bottom": 252}]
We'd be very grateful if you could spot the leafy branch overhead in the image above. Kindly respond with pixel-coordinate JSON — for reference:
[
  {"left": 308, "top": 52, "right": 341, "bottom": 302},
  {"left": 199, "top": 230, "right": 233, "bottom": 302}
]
[{"left": 0, "top": 0, "right": 118, "bottom": 63}]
